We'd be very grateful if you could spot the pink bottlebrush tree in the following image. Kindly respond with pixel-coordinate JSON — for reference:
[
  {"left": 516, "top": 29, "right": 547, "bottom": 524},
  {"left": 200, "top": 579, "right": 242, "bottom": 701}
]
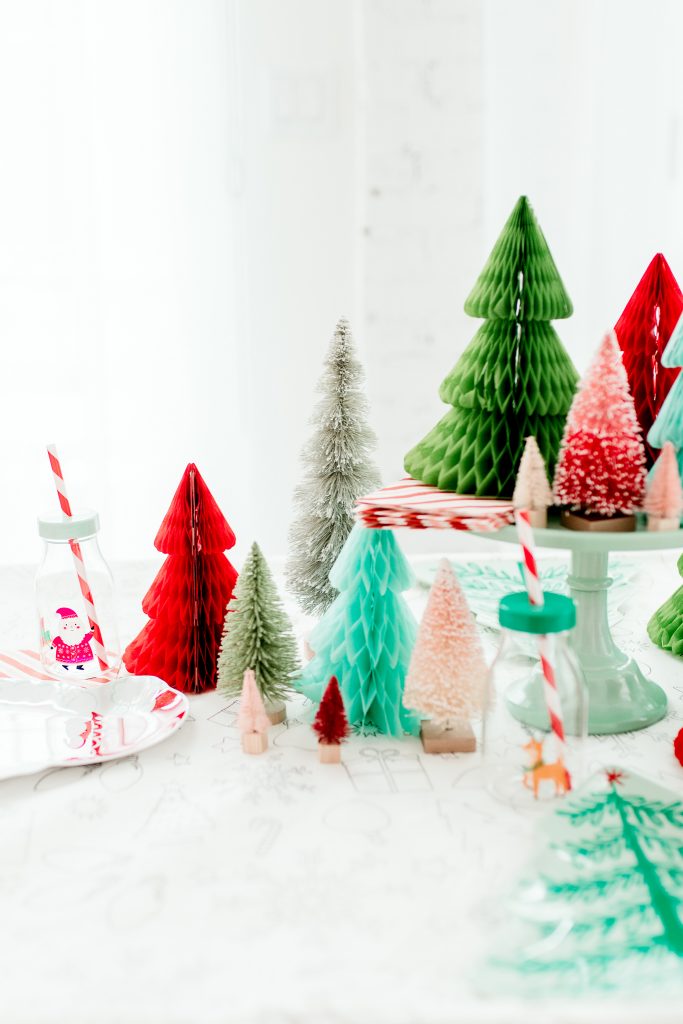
[
  {"left": 238, "top": 669, "right": 271, "bottom": 735},
  {"left": 553, "top": 331, "right": 647, "bottom": 516},
  {"left": 645, "top": 441, "right": 683, "bottom": 520},
  {"left": 403, "top": 559, "right": 486, "bottom": 724}
]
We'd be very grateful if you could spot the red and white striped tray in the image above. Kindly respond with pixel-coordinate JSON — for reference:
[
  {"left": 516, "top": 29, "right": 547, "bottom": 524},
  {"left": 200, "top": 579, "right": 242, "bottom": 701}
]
[{"left": 356, "top": 477, "right": 515, "bottom": 532}]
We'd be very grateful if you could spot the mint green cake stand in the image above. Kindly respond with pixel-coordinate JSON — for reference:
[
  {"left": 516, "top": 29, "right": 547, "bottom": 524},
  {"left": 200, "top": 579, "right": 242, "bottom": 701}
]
[{"left": 475, "top": 521, "right": 681, "bottom": 735}]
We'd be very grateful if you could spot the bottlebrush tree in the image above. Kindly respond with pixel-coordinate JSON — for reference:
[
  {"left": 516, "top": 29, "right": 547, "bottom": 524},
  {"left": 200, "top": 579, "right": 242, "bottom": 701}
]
[
  {"left": 513, "top": 435, "right": 553, "bottom": 513},
  {"left": 404, "top": 196, "right": 577, "bottom": 497},
  {"left": 553, "top": 332, "right": 647, "bottom": 516},
  {"left": 123, "top": 464, "right": 238, "bottom": 694},
  {"left": 403, "top": 559, "right": 486, "bottom": 724},
  {"left": 614, "top": 253, "right": 683, "bottom": 465},
  {"left": 296, "top": 525, "right": 420, "bottom": 738},
  {"left": 286, "top": 318, "right": 380, "bottom": 616},
  {"left": 312, "top": 676, "right": 349, "bottom": 745},
  {"left": 238, "top": 669, "right": 271, "bottom": 736},
  {"left": 217, "top": 542, "right": 299, "bottom": 705},
  {"left": 644, "top": 442, "right": 683, "bottom": 522}
]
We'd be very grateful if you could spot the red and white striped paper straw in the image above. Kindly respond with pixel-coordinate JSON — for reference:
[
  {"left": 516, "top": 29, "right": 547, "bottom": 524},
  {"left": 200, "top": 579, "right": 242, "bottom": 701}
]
[
  {"left": 46, "top": 445, "right": 108, "bottom": 671},
  {"left": 514, "top": 509, "right": 570, "bottom": 786}
]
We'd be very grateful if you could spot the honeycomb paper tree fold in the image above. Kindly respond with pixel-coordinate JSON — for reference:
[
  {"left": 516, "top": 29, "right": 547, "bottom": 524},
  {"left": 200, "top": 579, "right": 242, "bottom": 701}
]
[
  {"left": 123, "top": 464, "right": 238, "bottom": 694},
  {"left": 217, "top": 542, "right": 299, "bottom": 705},
  {"left": 295, "top": 525, "right": 420, "bottom": 738},
  {"left": 238, "top": 669, "right": 271, "bottom": 735},
  {"left": 648, "top": 312, "right": 683, "bottom": 484},
  {"left": 648, "top": 552, "right": 683, "bottom": 656},
  {"left": 404, "top": 196, "right": 577, "bottom": 496},
  {"left": 286, "top": 318, "right": 380, "bottom": 616},
  {"left": 403, "top": 559, "right": 486, "bottom": 724},
  {"left": 553, "top": 332, "right": 647, "bottom": 517},
  {"left": 614, "top": 253, "right": 683, "bottom": 466},
  {"left": 644, "top": 442, "right": 683, "bottom": 525}
]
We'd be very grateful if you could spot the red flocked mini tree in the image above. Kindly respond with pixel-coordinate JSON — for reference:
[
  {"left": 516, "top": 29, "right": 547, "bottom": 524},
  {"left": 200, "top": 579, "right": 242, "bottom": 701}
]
[
  {"left": 614, "top": 253, "right": 683, "bottom": 465},
  {"left": 123, "top": 464, "right": 238, "bottom": 694},
  {"left": 312, "top": 676, "right": 349, "bottom": 747},
  {"left": 553, "top": 332, "right": 646, "bottom": 521}
]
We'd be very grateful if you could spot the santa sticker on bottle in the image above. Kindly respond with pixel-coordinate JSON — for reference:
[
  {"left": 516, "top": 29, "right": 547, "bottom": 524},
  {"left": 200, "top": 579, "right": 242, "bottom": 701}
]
[{"left": 51, "top": 606, "right": 96, "bottom": 673}]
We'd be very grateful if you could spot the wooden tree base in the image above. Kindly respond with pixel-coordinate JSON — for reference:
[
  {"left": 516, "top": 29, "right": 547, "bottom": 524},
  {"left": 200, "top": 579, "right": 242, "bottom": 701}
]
[
  {"left": 242, "top": 732, "right": 268, "bottom": 755},
  {"left": 318, "top": 741, "right": 341, "bottom": 763},
  {"left": 525, "top": 508, "right": 548, "bottom": 529},
  {"left": 561, "top": 509, "right": 636, "bottom": 533},
  {"left": 420, "top": 720, "right": 476, "bottom": 754},
  {"left": 265, "top": 700, "right": 286, "bottom": 726},
  {"left": 647, "top": 515, "right": 680, "bottom": 532}
]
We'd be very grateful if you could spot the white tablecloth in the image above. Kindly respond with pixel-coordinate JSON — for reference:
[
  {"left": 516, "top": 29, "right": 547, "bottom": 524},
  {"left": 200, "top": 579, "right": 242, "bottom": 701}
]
[{"left": 1, "top": 552, "right": 682, "bottom": 1024}]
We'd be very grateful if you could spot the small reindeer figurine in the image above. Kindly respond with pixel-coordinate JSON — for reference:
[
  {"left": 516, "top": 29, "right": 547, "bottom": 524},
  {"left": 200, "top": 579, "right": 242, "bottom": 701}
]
[{"left": 522, "top": 737, "right": 571, "bottom": 799}]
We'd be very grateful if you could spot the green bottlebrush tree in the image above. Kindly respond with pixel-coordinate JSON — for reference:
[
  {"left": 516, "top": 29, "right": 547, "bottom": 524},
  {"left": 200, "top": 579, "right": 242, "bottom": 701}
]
[
  {"left": 295, "top": 524, "right": 419, "bottom": 738},
  {"left": 405, "top": 195, "right": 578, "bottom": 496},
  {"left": 489, "top": 768, "right": 683, "bottom": 994},
  {"left": 648, "top": 552, "right": 683, "bottom": 656},
  {"left": 286, "top": 318, "right": 380, "bottom": 616},
  {"left": 218, "top": 542, "right": 299, "bottom": 703}
]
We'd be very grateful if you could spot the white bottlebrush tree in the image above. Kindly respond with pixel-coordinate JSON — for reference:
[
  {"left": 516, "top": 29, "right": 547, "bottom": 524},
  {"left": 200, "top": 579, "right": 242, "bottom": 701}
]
[
  {"left": 513, "top": 435, "right": 553, "bottom": 524},
  {"left": 286, "top": 319, "right": 380, "bottom": 616}
]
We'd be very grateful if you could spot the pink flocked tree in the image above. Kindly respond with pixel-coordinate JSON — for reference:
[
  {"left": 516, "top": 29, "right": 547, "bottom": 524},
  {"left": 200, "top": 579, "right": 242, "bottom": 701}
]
[
  {"left": 238, "top": 669, "right": 271, "bottom": 755},
  {"left": 645, "top": 441, "right": 683, "bottom": 530},
  {"left": 403, "top": 559, "right": 486, "bottom": 753},
  {"left": 553, "top": 331, "right": 647, "bottom": 522}
]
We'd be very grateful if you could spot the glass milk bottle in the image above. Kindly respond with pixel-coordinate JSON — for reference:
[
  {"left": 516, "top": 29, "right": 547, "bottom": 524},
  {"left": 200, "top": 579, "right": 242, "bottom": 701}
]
[
  {"left": 36, "top": 511, "right": 120, "bottom": 681},
  {"left": 482, "top": 591, "right": 588, "bottom": 808}
]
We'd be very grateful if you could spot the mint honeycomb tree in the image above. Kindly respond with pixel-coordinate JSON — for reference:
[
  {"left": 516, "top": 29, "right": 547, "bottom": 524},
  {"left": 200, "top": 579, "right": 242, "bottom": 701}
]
[
  {"left": 405, "top": 196, "right": 578, "bottom": 496},
  {"left": 648, "top": 312, "right": 683, "bottom": 481},
  {"left": 490, "top": 769, "right": 683, "bottom": 994},
  {"left": 295, "top": 525, "right": 419, "bottom": 738}
]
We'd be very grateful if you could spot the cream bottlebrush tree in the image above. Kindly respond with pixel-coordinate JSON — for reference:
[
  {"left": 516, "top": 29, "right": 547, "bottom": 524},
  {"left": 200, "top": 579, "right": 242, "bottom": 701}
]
[
  {"left": 403, "top": 559, "right": 486, "bottom": 752},
  {"left": 286, "top": 319, "right": 380, "bottom": 616},
  {"left": 238, "top": 669, "right": 270, "bottom": 754},
  {"left": 553, "top": 331, "right": 647, "bottom": 521},
  {"left": 645, "top": 441, "right": 683, "bottom": 529},
  {"left": 513, "top": 435, "right": 553, "bottom": 527},
  {"left": 218, "top": 542, "right": 299, "bottom": 708}
]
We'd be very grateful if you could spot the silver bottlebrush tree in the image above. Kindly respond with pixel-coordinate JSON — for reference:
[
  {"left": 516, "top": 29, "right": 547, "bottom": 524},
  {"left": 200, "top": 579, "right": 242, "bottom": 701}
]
[{"left": 286, "top": 318, "right": 380, "bottom": 616}]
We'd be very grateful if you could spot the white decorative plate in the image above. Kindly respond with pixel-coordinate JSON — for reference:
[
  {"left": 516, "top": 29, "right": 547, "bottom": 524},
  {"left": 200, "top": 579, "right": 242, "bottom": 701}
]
[{"left": 0, "top": 674, "right": 189, "bottom": 780}]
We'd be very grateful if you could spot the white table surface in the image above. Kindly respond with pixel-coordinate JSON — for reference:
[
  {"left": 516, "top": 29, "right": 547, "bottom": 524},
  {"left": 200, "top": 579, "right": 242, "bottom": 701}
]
[{"left": 1, "top": 550, "right": 682, "bottom": 1024}]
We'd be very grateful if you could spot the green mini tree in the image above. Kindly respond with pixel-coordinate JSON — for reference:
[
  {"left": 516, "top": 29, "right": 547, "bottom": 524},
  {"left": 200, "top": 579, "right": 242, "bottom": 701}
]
[
  {"left": 286, "top": 318, "right": 380, "bottom": 616},
  {"left": 295, "top": 525, "right": 419, "bottom": 737},
  {"left": 405, "top": 196, "right": 578, "bottom": 496},
  {"left": 218, "top": 542, "right": 299, "bottom": 704},
  {"left": 490, "top": 768, "right": 683, "bottom": 994},
  {"left": 648, "top": 552, "right": 683, "bottom": 656}
]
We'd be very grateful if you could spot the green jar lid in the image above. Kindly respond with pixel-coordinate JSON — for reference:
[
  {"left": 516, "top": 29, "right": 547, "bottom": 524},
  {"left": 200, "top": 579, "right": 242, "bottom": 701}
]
[{"left": 498, "top": 591, "right": 576, "bottom": 634}]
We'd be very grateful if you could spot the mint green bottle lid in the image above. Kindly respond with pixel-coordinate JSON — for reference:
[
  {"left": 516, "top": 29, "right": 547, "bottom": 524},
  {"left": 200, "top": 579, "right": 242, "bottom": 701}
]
[{"left": 498, "top": 591, "right": 576, "bottom": 634}]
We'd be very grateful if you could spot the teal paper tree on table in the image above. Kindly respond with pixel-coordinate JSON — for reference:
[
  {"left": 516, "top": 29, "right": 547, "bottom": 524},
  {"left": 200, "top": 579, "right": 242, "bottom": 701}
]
[
  {"left": 295, "top": 525, "right": 419, "bottom": 737},
  {"left": 648, "top": 311, "right": 683, "bottom": 481},
  {"left": 404, "top": 195, "right": 578, "bottom": 496},
  {"left": 489, "top": 768, "right": 683, "bottom": 994}
]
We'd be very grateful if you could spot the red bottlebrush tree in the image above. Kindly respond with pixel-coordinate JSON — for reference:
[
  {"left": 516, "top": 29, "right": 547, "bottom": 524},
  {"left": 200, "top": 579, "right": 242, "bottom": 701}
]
[
  {"left": 123, "top": 464, "right": 238, "bottom": 694},
  {"left": 312, "top": 676, "right": 349, "bottom": 746},
  {"left": 614, "top": 253, "right": 683, "bottom": 465},
  {"left": 553, "top": 332, "right": 647, "bottom": 517}
]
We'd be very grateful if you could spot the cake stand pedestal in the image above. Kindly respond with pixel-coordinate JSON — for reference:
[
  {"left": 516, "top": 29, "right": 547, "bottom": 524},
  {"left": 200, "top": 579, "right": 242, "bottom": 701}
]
[{"left": 475, "top": 522, "right": 680, "bottom": 734}]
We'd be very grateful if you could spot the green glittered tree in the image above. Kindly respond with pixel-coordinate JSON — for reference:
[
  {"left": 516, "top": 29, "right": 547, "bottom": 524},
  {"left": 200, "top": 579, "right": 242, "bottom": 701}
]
[
  {"left": 648, "top": 552, "right": 683, "bottom": 656},
  {"left": 489, "top": 768, "right": 683, "bottom": 995},
  {"left": 217, "top": 542, "right": 300, "bottom": 705},
  {"left": 405, "top": 196, "right": 578, "bottom": 496},
  {"left": 295, "top": 525, "right": 419, "bottom": 737}
]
